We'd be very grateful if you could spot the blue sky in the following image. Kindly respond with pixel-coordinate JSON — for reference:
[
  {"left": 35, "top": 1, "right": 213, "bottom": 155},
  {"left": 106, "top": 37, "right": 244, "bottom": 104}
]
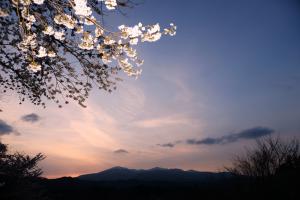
[
  {"left": 114, "top": 0, "right": 300, "bottom": 136},
  {"left": 1, "top": 0, "right": 300, "bottom": 177},
  {"left": 135, "top": 0, "right": 300, "bottom": 133}
]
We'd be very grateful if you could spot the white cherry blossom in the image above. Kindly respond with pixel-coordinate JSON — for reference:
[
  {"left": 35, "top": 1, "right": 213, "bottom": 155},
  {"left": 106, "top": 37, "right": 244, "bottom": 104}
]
[
  {"left": 54, "top": 14, "right": 76, "bottom": 29},
  {"left": 73, "top": 0, "right": 92, "bottom": 17},
  {"left": 37, "top": 46, "right": 47, "bottom": 58},
  {"left": 28, "top": 62, "right": 42, "bottom": 72},
  {"left": 43, "top": 26, "right": 55, "bottom": 35},
  {"left": 95, "top": 27, "right": 104, "bottom": 37},
  {"left": 13, "top": 0, "right": 176, "bottom": 77},
  {"left": 0, "top": 9, "right": 8, "bottom": 17},
  {"left": 33, "top": 0, "right": 44, "bottom": 5},
  {"left": 78, "top": 33, "right": 94, "bottom": 50},
  {"left": 20, "top": 0, "right": 31, "bottom": 6},
  {"left": 103, "top": 0, "right": 117, "bottom": 10},
  {"left": 54, "top": 31, "right": 65, "bottom": 41},
  {"left": 47, "top": 51, "right": 56, "bottom": 57}
]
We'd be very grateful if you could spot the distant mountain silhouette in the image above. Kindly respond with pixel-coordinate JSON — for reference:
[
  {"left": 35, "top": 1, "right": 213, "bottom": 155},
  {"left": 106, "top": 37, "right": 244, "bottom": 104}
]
[
  {"left": 39, "top": 165, "right": 299, "bottom": 200},
  {"left": 77, "top": 166, "right": 231, "bottom": 182}
]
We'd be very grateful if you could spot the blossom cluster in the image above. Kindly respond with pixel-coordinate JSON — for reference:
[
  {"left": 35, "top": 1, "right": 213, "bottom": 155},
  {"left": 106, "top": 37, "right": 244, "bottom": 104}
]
[
  {"left": 7, "top": 0, "right": 176, "bottom": 77},
  {"left": 0, "top": 8, "right": 9, "bottom": 17}
]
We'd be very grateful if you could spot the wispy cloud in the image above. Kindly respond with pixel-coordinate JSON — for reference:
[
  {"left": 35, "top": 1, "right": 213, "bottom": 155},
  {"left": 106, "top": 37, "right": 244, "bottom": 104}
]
[
  {"left": 160, "top": 68, "right": 194, "bottom": 103},
  {"left": 157, "top": 140, "right": 182, "bottom": 148},
  {"left": 133, "top": 115, "right": 193, "bottom": 128},
  {"left": 114, "top": 149, "right": 129, "bottom": 154},
  {"left": 157, "top": 143, "right": 175, "bottom": 148},
  {"left": 158, "top": 127, "right": 274, "bottom": 148},
  {"left": 0, "top": 119, "right": 14, "bottom": 135},
  {"left": 106, "top": 82, "right": 145, "bottom": 123},
  {"left": 21, "top": 113, "right": 41, "bottom": 123},
  {"left": 187, "top": 127, "right": 274, "bottom": 145}
]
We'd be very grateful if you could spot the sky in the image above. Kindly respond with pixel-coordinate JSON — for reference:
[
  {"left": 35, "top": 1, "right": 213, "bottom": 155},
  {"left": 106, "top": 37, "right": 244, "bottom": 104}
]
[{"left": 1, "top": 0, "right": 300, "bottom": 178}]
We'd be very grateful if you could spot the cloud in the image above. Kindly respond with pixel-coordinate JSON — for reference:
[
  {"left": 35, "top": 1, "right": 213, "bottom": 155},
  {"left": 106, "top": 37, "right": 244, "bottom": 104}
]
[
  {"left": 157, "top": 143, "right": 175, "bottom": 148},
  {"left": 0, "top": 119, "right": 14, "bottom": 135},
  {"left": 21, "top": 113, "right": 40, "bottom": 123},
  {"left": 187, "top": 127, "right": 274, "bottom": 145},
  {"left": 157, "top": 140, "right": 182, "bottom": 148},
  {"left": 133, "top": 115, "right": 193, "bottom": 128},
  {"left": 158, "top": 127, "right": 274, "bottom": 148},
  {"left": 160, "top": 68, "right": 194, "bottom": 103},
  {"left": 114, "top": 149, "right": 129, "bottom": 154}
]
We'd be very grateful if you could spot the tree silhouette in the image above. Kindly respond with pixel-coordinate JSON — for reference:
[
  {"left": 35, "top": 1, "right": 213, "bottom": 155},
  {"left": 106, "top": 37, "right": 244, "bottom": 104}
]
[
  {"left": 0, "top": 141, "right": 46, "bottom": 200},
  {"left": 226, "top": 137, "right": 300, "bottom": 178},
  {"left": 0, "top": 0, "right": 176, "bottom": 108}
]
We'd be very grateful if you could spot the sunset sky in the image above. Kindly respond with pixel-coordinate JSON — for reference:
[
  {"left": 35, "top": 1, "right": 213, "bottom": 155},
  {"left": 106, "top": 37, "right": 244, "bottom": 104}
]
[{"left": 1, "top": 0, "right": 300, "bottom": 178}]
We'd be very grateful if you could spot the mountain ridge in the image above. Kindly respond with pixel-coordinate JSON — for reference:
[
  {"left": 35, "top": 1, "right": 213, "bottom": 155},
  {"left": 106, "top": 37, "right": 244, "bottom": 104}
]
[{"left": 77, "top": 166, "right": 231, "bottom": 182}]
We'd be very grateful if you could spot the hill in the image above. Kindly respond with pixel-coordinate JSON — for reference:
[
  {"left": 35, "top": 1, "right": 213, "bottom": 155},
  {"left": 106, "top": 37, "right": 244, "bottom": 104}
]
[{"left": 77, "top": 166, "right": 231, "bottom": 182}]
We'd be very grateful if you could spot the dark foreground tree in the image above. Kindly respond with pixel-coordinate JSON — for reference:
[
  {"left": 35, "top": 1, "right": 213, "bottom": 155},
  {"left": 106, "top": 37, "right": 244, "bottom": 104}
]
[
  {"left": 226, "top": 137, "right": 300, "bottom": 178},
  {"left": 0, "top": 0, "right": 176, "bottom": 108},
  {"left": 0, "top": 141, "right": 46, "bottom": 200},
  {"left": 226, "top": 137, "right": 300, "bottom": 200}
]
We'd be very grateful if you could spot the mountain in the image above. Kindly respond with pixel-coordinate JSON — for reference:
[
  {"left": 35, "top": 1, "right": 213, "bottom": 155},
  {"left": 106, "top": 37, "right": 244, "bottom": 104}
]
[{"left": 77, "top": 166, "right": 231, "bottom": 182}]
